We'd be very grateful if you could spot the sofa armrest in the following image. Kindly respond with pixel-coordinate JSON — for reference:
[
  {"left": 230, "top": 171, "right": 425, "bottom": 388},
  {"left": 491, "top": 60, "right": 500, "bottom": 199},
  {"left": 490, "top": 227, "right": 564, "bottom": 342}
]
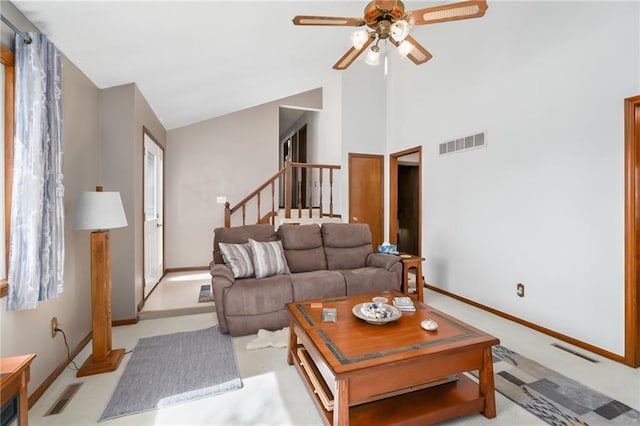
[
  {"left": 211, "top": 263, "right": 235, "bottom": 284},
  {"left": 211, "top": 263, "right": 235, "bottom": 334},
  {"left": 366, "top": 253, "right": 401, "bottom": 270}
]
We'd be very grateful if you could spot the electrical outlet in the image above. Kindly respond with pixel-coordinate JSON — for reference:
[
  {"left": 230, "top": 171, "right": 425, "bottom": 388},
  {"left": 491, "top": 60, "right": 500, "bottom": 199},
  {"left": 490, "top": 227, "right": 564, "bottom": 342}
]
[
  {"left": 516, "top": 283, "right": 525, "bottom": 298},
  {"left": 51, "top": 317, "right": 58, "bottom": 338}
]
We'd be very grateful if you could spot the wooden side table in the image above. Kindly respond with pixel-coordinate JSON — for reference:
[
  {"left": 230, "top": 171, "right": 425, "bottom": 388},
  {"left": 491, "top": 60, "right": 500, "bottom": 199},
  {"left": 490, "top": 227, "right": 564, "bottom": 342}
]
[
  {"left": 400, "top": 254, "right": 424, "bottom": 303},
  {"left": 1, "top": 354, "right": 36, "bottom": 426}
]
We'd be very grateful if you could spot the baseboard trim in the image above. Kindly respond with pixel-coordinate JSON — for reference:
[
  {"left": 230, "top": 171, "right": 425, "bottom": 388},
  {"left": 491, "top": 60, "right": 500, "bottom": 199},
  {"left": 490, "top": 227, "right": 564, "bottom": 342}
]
[
  {"left": 29, "top": 331, "right": 92, "bottom": 408},
  {"left": 425, "top": 284, "right": 627, "bottom": 365},
  {"left": 113, "top": 318, "right": 138, "bottom": 327},
  {"left": 165, "top": 266, "right": 209, "bottom": 273}
]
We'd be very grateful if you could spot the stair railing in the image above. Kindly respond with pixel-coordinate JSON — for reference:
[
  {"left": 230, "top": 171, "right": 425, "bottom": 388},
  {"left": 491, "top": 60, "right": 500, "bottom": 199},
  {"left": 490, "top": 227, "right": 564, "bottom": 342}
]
[{"left": 224, "top": 159, "right": 341, "bottom": 228}]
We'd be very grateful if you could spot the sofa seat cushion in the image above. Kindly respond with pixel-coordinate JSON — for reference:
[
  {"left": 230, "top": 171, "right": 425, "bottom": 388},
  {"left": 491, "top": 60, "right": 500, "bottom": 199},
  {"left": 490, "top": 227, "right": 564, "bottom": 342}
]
[
  {"left": 278, "top": 224, "right": 327, "bottom": 273},
  {"left": 291, "top": 270, "right": 346, "bottom": 302},
  {"left": 340, "top": 267, "right": 401, "bottom": 295},
  {"left": 223, "top": 274, "right": 293, "bottom": 317},
  {"left": 321, "top": 223, "right": 373, "bottom": 270}
]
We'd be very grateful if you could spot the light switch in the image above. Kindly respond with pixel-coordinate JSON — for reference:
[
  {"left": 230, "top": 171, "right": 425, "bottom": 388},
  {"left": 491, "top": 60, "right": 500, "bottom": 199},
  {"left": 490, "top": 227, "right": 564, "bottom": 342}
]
[{"left": 216, "top": 196, "right": 227, "bottom": 204}]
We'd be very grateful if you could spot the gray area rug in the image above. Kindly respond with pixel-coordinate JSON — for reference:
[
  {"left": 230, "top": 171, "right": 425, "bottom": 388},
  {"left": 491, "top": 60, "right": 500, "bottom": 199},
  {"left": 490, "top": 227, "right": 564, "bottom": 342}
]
[
  {"left": 198, "top": 284, "right": 213, "bottom": 303},
  {"left": 99, "top": 326, "right": 241, "bottom": 421},
  {"left": 475, "top": 345, "right": 640, "bottom": 425}
]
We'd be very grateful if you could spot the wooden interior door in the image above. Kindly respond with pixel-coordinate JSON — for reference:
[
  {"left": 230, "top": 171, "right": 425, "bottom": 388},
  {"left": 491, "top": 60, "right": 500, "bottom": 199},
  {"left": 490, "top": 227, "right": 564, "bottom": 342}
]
[
  {"left": 624, "top": 95, "right": 640, "bottom": 367},
  {"left": 349, "top": 153, "right": 384, "bottom": 250}
]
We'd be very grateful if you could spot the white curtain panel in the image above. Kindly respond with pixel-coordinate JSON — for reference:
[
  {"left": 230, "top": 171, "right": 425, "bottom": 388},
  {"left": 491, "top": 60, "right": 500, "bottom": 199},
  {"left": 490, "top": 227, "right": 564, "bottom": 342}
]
[{"left": 7, "top": 33, "right": 64, "bottom": 311}]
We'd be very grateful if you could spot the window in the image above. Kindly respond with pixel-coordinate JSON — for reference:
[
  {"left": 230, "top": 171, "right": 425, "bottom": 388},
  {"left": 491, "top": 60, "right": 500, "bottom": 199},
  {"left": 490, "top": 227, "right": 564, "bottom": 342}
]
[{"left": 1, "top": 45, "right": 15, "bottom": 297}]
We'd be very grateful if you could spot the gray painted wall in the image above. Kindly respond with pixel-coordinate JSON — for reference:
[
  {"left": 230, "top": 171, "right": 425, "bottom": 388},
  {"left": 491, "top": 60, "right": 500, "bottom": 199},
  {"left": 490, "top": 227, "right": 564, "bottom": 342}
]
[
  {"left": 0, "top": 5, "right": 167, "bottom": 402},
  {"left": 99, "top": 83, "right": 166, "bottom": 321},
  {"left": 165, "top": 86, "right": 330, "bottom": 268},
  {"left": 0, "top": 1, "right": 99, "bottom": 393}
]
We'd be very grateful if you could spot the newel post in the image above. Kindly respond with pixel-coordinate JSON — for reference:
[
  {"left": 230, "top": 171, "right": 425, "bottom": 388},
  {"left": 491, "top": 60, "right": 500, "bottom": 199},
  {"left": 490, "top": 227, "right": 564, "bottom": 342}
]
[{"left": 224, "top": 202, "right": 231, "bottom": 228}]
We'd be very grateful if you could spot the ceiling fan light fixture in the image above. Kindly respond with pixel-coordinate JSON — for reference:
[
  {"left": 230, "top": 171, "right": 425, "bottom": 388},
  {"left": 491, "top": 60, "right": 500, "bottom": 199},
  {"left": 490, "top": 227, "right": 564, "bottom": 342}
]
[
  {"left": 350, "top": 29, "right": 370, "bottom": 50},
  {"left": 364, "top": 45, "right": 381, "bottom": 66},
  {"left": 390, "top": 19, "right": 409, "bottom": 42},
  {"left": 397, "top": 39, "right": 414, "bottom": 57}
]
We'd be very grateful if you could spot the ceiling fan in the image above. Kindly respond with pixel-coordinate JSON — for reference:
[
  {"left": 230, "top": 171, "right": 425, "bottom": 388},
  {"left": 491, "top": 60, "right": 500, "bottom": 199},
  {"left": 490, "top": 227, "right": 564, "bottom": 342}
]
[{"left": 292, "top": 0, "right": 488, "bottom": 70}]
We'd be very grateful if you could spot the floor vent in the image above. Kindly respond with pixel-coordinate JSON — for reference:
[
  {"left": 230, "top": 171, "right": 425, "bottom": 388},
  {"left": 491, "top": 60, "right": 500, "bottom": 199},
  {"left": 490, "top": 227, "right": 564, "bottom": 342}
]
[
  {"left": 439, "top": 131, "right": 486, "bottom": 156},
  {"left": 45, "top": 383, "right": 83, "bottom": 416},
  {"left": 551, "top": 343, "right": 599, "bottom": 363}
]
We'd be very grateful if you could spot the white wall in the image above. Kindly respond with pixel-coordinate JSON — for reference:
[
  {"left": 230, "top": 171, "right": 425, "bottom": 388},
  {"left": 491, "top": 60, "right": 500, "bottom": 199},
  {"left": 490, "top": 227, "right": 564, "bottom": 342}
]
[
  {"left": 341, "top": 60, "right": 387, "bottom": 225},
  {"left": 387, "top": 1, "right": 639, "bottom": 355},
  {"left": 165, "top": 84, "right": 340, "bottom": 268}
]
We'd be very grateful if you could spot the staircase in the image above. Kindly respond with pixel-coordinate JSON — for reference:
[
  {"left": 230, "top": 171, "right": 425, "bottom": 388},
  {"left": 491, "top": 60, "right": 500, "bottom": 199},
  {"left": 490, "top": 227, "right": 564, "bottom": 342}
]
[{"left": 224, "top": 159, "right": 342, "bottom": 228}]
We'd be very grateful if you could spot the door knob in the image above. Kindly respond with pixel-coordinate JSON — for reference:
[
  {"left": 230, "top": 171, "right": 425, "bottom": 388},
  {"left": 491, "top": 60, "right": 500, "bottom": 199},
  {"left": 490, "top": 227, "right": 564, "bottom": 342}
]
[{"left": 352, "top": 216, "right": 359, "bottom": 222}]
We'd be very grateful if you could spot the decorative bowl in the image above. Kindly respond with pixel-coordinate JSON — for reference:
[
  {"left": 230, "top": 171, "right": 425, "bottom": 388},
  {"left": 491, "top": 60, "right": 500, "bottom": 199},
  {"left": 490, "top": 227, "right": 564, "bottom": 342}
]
[{"left": 352, "top": 302, "right": 402, "bottom": 325}]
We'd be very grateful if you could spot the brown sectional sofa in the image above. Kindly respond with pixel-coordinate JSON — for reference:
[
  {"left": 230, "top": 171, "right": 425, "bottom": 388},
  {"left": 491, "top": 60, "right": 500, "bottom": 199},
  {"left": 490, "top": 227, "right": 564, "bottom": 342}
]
[{"left": 210, "top": 222, "right": 402, "bottom": 336}]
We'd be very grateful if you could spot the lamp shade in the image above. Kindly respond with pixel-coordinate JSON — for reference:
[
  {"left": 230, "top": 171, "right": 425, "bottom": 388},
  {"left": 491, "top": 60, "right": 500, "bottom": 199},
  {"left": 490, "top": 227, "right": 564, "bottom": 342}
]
[{"left": 72, "top": 191, "right": 128, "bottom": 231}]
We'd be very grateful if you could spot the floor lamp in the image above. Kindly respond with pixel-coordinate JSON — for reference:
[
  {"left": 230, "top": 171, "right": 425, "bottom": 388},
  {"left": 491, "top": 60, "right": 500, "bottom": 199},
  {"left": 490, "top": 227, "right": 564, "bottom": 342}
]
[{"left": 72, "top": 186, "right": 128, "bottom": 377}]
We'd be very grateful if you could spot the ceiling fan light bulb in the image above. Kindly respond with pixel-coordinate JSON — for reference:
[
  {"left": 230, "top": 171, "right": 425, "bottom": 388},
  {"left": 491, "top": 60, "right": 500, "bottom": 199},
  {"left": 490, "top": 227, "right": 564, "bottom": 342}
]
[
  {"left": 397, "top": 40, "right": 414, "bottom": 57},
  {"left": 390, "top": 20, "right": 409, "bottom": 42},
  {"left": 364, "top": 47, "right": 381, "bottom": 66},
  {"left": 350, "top": 30, "right": 369, "bottom": 50}
]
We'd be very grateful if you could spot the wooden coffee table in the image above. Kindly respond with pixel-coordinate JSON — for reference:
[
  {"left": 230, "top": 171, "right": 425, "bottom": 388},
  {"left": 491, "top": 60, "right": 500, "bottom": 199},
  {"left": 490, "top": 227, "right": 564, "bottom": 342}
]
[{"left": 286, "top": 291, "right": 500, "bottom": 426}]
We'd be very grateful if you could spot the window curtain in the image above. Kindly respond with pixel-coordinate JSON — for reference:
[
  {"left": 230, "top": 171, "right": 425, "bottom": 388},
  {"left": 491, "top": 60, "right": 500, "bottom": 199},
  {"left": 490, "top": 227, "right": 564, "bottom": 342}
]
[{"left": 7, "top": 32, "right": 64, "bottom": 311}]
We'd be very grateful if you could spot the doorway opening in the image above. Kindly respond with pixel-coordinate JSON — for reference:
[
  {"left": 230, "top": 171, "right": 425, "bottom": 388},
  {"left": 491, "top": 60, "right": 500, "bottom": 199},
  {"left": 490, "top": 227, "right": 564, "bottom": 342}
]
[{"left": 389, "top": 147, "right": 422, "bottom": 256}]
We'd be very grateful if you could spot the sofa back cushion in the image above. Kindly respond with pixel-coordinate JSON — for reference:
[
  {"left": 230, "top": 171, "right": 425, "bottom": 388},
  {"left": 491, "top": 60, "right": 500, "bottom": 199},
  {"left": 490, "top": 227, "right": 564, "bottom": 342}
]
[
  {"left": 321, "top": 223, "right": 373, "bottom": 270},
  {"left": 212, "top": 224, "right": 276, "bottom": 265},
  {"left": 277, "top": 224, "right": 327, "bottom": 273}
]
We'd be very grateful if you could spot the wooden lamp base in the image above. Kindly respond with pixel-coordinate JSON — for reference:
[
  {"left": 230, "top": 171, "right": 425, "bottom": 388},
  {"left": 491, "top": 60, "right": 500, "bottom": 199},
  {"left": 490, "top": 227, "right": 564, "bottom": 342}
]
[
  {"left": 76, "top": 348, "right": 125, "bottom": 377},
  {"left": 76, "top": 229, "right": 124, "bottom": 377}
]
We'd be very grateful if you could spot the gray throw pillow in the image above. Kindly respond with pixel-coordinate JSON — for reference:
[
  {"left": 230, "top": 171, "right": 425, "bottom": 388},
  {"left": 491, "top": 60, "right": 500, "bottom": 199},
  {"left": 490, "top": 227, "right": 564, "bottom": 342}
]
[
  {"left": 219, "top": 242, "right": 254, "bottom": 278},
  {"left": 248, "top": 239, "right": 290, "bottom": 279}
]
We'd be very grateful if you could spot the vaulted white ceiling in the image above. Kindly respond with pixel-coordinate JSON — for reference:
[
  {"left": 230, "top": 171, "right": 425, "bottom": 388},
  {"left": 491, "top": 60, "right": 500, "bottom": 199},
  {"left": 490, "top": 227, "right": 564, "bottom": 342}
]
[{"left": 11, "top": 0, "right": 402, "bottom": 130}]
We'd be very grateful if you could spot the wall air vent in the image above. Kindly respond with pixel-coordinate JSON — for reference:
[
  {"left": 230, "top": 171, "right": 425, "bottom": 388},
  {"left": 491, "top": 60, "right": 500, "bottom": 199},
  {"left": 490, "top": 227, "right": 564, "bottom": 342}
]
[{"left": 439, "top": 131, "right": 486, "bottom": 156}]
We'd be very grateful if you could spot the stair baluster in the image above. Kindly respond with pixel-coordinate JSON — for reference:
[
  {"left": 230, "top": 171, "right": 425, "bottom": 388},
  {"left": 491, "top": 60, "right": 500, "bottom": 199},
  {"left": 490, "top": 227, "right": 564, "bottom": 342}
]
[{"left": 224, "top": 160, "right": 340, "bottom": 228}]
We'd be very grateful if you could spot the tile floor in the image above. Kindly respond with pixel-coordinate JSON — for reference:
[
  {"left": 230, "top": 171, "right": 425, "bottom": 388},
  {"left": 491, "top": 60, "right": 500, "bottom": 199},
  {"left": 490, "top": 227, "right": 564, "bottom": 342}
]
[{"left": 24, "top": 274, "right": 640, "bottom": 425}]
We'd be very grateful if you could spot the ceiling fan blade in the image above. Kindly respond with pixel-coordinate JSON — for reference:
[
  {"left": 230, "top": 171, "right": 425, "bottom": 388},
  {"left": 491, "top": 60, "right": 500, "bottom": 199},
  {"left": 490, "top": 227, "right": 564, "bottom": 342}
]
[
  {"left": 406, "top": 0, "right": 488, "bottom": 26},
  {"left": 292, "top": 15, "right": 365, "bottom": 26},
  {"left": 391, "top": 35, "right": 433, "bottom": 65},
  {"left": 333, "top": 37, "right": 374, "bottom": 70}
]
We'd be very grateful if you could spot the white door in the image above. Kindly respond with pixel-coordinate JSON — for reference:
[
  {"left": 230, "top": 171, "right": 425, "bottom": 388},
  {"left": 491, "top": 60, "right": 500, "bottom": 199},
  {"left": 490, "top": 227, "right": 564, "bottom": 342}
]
[{"left": 144, "top": 132, "right": 164, "bottom": 298}]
